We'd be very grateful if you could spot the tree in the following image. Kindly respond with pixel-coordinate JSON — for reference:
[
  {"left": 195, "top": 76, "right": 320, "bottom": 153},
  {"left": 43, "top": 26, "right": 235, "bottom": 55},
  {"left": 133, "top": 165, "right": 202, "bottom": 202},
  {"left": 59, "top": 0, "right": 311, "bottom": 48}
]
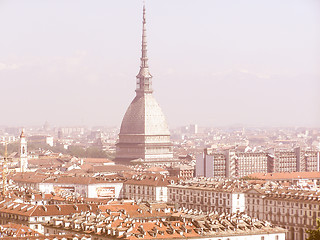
[{"left": 307, "top": 218, "right": 320, "bottom": 240}]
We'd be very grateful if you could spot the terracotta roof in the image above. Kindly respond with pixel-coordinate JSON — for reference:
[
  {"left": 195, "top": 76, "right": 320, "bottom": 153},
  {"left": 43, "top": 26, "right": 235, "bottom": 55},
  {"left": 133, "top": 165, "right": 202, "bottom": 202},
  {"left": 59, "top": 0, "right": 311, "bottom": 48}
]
[
  {"left": 125, "top": 175, "right": 175, "bottom": 187},
  {"left": 43, "top": 175, "right": 125, "bottom": 185},
  {"left": 28, "top": 158, "right": 63, "bottom": 167},
  {"left": 98, "top": 202, "right": 171, "bottom": 219},
  {"left": 88, "top": 165, "right": 132, "bottom": 173},
  {"left": 45, "top": 209, "right": 286, "bottom": 239},
  {"left": 146, "top": 167, "right": 167, "bottom": 172},
  {"left": 0, "top": 202, "right": 99, "bottom": 217},
  {"left": 249, "top": 171, "right": 320, "bottom": 180},
  {"left": 83, "top": 158, "right": 113, "bottom": 164},
  {"left": 0, "top": 234, "right": 89, "bottom": 240},
  {"left": 9, "top": 172, "right": 48, "bottom": 184},
  {"left": 0, "top": 223, "right": 41, "bottom": 237}
]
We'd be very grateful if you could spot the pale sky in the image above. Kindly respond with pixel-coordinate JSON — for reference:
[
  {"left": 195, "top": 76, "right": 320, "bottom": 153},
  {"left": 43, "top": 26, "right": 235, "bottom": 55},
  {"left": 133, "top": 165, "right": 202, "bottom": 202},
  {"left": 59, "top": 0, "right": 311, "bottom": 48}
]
[{"left": 0, "top": 0, "right": 319, "bottom": 128}]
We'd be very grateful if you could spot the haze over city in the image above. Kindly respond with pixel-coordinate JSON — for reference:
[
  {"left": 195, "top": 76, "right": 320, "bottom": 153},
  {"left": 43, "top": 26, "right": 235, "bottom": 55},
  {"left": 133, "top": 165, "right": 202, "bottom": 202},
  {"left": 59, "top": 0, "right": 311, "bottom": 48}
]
[
  {"left": 0, "top": 0, "right": 319, "bottom": 127},
  {"left": 1, "top": 2, "right": 320, "bottom": 240}
]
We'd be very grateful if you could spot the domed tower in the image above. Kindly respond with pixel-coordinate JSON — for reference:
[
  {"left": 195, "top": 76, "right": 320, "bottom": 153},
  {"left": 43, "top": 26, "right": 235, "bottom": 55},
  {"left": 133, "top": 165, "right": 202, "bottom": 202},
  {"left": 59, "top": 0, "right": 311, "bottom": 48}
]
[{"left": 115, "top": 5, "right": 173, "bottom": 165}]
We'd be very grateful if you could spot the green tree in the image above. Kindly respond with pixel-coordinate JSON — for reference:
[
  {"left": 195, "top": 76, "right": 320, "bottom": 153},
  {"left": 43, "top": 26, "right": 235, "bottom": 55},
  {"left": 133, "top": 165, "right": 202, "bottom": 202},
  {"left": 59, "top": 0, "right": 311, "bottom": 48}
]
[
  {"left": 240, "top": 176, "right": 258, "bottom": 180},
  {"left": 307, "top": 218, "right": 320, "bottom": 240},
  {"left": 0, "top": 142, "right": 19, "bottom": 156},
  {"left": 0, "top": 141, "right": 114, "bottom": 160}
]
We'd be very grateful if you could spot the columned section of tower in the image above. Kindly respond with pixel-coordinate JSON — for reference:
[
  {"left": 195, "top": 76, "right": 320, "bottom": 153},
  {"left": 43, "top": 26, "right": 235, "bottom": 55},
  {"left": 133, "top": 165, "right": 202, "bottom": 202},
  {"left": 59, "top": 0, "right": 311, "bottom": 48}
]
[
  {"left": 115, "top": 5, "right": 174, "bottom": 165},
  {"left": 20, "top": 129, "right": 28, "bottom": 172}
]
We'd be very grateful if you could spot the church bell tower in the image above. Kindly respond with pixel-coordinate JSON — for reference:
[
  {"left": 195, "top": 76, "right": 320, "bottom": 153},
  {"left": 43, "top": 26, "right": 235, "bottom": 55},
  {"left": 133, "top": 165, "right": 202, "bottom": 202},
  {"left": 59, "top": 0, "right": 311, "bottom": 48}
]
[{"left": 20, "top": 129, "right": 28, "bottom": 172}]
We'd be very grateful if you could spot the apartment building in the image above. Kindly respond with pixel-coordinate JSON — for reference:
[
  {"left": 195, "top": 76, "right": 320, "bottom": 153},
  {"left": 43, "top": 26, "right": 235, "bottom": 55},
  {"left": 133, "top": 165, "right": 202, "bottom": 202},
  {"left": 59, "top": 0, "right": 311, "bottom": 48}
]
[
  {"left": 168, "top": 179, "right": 247, "bottom": 214},
  {"left": 197, "top": 147, "right": 320, "bottom": 178},
  {"left": 246, "top": 188, "right": 320, "bottom": 240},
  {"left": 123, "top": 175, "right": 174, "bottom": 202},
  {"left": 268, "top": 147, "right": 320, "bottom": 173},
  {"left": 197, "top": 149, "right": 268, "bottom": 178}
]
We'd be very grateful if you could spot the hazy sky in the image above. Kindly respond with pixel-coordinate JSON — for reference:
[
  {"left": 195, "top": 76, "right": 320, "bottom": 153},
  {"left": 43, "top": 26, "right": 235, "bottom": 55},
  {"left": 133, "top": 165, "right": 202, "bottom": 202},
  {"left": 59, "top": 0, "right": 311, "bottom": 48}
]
[{"left": 0, "top": 0, "right": 319, "bottom": 128}]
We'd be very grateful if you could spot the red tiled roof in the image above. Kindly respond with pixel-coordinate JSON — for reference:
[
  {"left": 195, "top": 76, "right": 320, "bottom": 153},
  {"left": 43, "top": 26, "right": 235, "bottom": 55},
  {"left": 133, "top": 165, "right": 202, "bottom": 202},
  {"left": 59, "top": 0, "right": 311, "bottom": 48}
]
[
  {"left": 43, "top": 175, "right": 124, "bottom": 184},
  {"left": 83, "top": 158, "right": 113, "bottom": 164},
  {"left": 0, "top": 223, "right": 41, "bottom": 237},
  {"left": 9, "top": 172, "right": 48, "bottom": 184},
  {"left": 0, "top": 202, "right": 99, "bottom": 217},
  {"left": 249, "top": 171, "right": 320, "bottom": 180}
]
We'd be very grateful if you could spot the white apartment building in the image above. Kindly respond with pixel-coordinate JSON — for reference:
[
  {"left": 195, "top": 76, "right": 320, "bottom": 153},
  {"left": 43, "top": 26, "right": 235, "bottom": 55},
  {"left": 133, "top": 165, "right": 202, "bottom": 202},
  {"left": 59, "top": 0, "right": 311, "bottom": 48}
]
[
  {"left": 168, "top": 179, "right": 247, "bottom": 213},
  {"left": 124, "top": 175, "right": 173, "bottom": 202}
]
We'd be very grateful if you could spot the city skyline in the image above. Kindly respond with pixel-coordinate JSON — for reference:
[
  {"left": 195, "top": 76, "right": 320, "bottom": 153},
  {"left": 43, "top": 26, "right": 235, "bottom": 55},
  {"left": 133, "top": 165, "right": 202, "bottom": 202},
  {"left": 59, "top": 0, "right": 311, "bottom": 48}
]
[{"left": 0, "top": 0, "right": 319, "bottom": 128}]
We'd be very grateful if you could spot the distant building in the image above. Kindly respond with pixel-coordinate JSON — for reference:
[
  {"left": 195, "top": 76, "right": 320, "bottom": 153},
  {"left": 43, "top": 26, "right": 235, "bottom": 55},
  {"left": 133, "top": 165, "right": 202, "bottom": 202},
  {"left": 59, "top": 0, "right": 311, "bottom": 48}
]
[
  {"left": 197, "top": 147, "right": 320, "bottom": 178},
  {"left": 168, "top": 165, "right": 194, "bottom": 178},
  {"left": 59, "top": 127, "right": 85, "bottom": 137},
  {"left": 28, "top": 135, "right": 54, "bottom": 147},
  {"left": 268, "top": 147, "right": 320, "bottom": 173},
  {"left": 0, "top": 135, "right": 16, "bottom": 144},
  {"left": 181, "top": 124, "right": 198, "bottom": 135}
]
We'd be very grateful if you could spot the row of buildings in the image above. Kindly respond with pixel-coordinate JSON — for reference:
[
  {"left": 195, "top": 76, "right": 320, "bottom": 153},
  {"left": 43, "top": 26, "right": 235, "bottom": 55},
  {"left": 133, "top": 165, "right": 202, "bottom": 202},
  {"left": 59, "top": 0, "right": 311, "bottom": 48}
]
[
  {"left": 8, "top": 171, "right": 320, "bottom": 240},
  {"left": 0, "top": 196, "right": 287, "bottom": 239},
  {"left": 168, "top": 178, "right": 320, "bottom": 240},
  {"left": 39, "top": 200, "right": 287, "bottom": 240},
  {"left": 196, "top": 147, "right": 320, "bottom": 178},
  {"left": 10, "top": 173, "right": 173, "bottom": 202}
]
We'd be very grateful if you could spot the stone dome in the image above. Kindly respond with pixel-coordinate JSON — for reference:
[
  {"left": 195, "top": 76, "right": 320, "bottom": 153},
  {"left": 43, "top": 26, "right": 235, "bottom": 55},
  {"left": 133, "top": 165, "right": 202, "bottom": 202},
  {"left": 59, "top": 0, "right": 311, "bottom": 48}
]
[{"left": 119, "top": 94, "right": 170, "bottom": 136}]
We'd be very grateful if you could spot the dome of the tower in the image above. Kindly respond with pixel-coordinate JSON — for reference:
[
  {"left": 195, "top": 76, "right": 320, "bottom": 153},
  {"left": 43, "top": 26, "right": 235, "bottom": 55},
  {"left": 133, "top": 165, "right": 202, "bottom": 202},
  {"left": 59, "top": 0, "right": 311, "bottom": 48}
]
[{"left": 119, "top": 94, "right": 170, "bottom": 136}]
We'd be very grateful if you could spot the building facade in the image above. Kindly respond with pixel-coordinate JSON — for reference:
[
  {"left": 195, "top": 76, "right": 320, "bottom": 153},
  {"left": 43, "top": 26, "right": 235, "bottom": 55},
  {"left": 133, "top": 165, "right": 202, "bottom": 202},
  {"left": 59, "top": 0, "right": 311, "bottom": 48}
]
[
  {"left": 269, "top": 147, "right": 320, "bottom": 173},
  {"left": 246, "top": 188, "right": 320, "bottom": 240},
  {"left": 168, "top": 179, "right": 246, "bottom": 214},
  {"left": 197, "top": 147, "right": 320, "bottom": 178},
  {"left": 124, "top": 175, "right": 172, "bottom": 202}
]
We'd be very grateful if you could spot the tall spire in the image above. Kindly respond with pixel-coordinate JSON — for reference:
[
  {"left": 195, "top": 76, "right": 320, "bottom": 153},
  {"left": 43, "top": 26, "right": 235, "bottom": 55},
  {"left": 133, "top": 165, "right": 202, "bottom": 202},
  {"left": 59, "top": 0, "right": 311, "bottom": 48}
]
[{"left": 136, "top": 3, "right": 153, "bottom": 95}]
